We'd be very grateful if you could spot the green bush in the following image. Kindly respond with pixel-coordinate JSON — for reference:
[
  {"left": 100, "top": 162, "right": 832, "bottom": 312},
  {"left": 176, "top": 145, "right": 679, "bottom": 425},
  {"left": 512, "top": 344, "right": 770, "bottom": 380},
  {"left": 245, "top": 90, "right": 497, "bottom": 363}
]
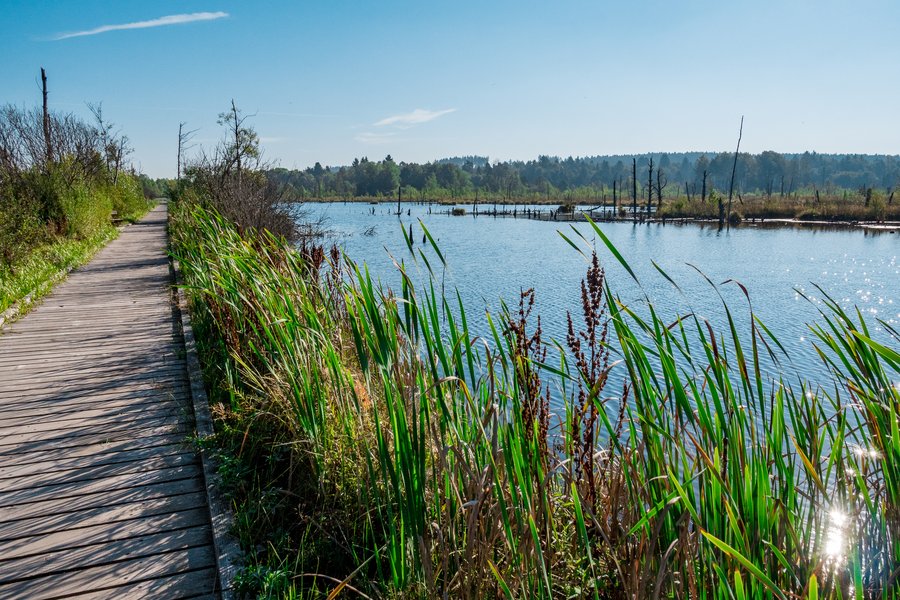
[
  {"left": 60, "top": 177, "right": 112, "bottom": 239},
  {"left": 0, "top": 188, "right": 45, "bottom": 267},
  {"left": 107, "top": 173, "right": 149, "bottom": 222}
]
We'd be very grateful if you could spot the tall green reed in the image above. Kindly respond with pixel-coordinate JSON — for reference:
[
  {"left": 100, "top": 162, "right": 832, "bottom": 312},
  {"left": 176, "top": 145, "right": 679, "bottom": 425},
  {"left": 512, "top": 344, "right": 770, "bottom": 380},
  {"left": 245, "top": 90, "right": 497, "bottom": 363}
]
[{"left": 173, "top": 203, "right": 900, "bottom": 599}]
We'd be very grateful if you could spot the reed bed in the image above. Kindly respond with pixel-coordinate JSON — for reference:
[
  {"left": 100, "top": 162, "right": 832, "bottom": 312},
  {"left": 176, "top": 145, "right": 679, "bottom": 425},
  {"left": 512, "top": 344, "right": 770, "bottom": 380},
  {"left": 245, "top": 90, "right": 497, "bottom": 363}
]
[{"left": 171, "top": 201, "right": 900, "bottom": 599}]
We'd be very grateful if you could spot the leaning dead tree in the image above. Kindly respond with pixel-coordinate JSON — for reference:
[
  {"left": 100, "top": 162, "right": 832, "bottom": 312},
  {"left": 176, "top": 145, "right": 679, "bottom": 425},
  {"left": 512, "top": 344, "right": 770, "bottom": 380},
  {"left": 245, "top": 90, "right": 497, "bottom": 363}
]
[{"left": 725, "top": 115, "right": 744, "bottom": 227}]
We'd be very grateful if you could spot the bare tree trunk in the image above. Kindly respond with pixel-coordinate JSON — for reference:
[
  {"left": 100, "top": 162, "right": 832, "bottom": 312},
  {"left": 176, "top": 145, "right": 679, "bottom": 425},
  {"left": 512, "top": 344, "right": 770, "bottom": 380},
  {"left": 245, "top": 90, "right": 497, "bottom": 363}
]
[
  {"left": 41, "top": 67, "right": 52, "bottom": 166},
  {"left": 177, "top": 122, "right": 183, "bottom": 180},
  {"left": 231, "top": 100, "right": 242, "bottom": 193},
  {"left": 612, "top": 179, "right": 617, "bottom": 216},
  {"left": 656, "top": 169, "right": 666, "bottom": 210},
  {"left": 726, "top": 116, "right": 744, "bottom": 228},
  {"left": 646, "top": 158, "right": 654, "bottom": 222},
  {"left": 177, "top": 122, "right": 197, "bottom": 181},
  {"left": 112, "top": 139, "right": 122, "bottom": 185},
  {"left": 632, "top": 158, "right": 637, "bottom": 223}
]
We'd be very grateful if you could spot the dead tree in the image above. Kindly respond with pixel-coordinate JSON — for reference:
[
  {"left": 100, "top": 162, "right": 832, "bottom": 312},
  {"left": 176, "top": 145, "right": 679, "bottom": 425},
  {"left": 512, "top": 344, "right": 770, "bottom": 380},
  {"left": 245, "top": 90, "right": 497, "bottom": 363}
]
[
  {"left": 612, "top": 179, "right": 617, "bottom": 215},
  {"left": 726, "top": 115, "right": 744, "bottom": 227},
  {"left": 646, "top": 158, "right": 654, "bottom": 221},
  {"left": 632, "top": 157, "right": 638, "bottom": 223},
  {"left": 177, "top": 122, "right": 198, "bottom": 180},
  {"left": 41, "top": 67, "right": 52, "bottom": 166},
  {"left": 656, "top": 168, "right": 667, "bottom": 211},
  {"left": 89, "top": 102, "right": 131, "bottom": 184},
  {"left": 701, "top": 170, "right": 708, "bottom": 203},
  {"left": 217, "top": 100, "right": 258, "bottom": 196}
]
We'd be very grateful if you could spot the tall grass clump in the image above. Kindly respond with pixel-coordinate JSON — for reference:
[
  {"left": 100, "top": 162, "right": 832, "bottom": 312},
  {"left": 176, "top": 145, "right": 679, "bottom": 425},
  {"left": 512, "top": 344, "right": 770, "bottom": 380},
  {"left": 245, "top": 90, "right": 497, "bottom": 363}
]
[{"left": 173, "top": 199, "right": 900, "bottom": 598}]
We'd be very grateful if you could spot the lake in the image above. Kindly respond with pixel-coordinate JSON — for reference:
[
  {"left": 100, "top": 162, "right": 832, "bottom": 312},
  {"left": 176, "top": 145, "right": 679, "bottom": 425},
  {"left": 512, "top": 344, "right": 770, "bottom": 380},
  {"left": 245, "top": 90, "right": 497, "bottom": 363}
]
[{"left": 306, "top": 201, "right": 899, "bottom": 399}]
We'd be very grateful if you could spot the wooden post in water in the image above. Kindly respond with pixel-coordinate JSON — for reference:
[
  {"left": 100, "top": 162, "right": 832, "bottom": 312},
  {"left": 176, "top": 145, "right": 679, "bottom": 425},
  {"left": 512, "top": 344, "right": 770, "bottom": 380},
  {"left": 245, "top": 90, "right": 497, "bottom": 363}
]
[{"left": 397, "top": 185, "right": 401, "bottom": 215}]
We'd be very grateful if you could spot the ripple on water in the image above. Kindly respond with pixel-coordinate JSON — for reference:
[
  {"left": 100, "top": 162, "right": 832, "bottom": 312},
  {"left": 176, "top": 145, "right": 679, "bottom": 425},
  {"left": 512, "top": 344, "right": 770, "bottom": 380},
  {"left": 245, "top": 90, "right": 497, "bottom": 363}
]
[{"left": 315, "top": 202, "right": 899, "bottom": 403}]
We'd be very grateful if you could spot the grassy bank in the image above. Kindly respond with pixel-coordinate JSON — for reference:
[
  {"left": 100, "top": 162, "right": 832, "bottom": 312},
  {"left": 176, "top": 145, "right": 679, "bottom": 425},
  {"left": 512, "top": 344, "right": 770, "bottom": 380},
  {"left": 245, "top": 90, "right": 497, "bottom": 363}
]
[
  {"left": 1, "top": 94, "right": 153, "bottom": 314},
  {"left": 173, "top": 200, "right": 899, "bottom": 599},
  {"left": 0, "top": 179, "right": 152, "bottom": 316},
  {"left": 0, "top": 225, "right": 117, "bottom": 314}
]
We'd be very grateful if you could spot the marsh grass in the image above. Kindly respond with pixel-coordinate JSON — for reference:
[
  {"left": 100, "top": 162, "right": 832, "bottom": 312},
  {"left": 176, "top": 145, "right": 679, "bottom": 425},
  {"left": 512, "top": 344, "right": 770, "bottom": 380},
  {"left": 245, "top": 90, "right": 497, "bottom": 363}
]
[
  {"left": 173, "top": 202, "right": 900, "bottom": 599},
  {"left": 660, "top": 194, "right": 900, "bottom": 222}
]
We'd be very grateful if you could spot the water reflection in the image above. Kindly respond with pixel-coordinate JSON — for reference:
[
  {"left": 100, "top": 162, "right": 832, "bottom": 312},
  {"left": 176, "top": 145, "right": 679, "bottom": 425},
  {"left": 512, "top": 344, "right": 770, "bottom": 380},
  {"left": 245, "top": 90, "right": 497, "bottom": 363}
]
[{"left": 824, "top": 508, "right": 847, "bottom": 559}]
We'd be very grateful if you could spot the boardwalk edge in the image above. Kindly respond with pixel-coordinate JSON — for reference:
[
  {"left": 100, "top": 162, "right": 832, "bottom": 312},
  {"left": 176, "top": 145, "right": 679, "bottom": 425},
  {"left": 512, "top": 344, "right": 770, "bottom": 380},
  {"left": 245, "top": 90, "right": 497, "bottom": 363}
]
[{"left": 171, "top": 254, "right": 242, "bottom": 599}]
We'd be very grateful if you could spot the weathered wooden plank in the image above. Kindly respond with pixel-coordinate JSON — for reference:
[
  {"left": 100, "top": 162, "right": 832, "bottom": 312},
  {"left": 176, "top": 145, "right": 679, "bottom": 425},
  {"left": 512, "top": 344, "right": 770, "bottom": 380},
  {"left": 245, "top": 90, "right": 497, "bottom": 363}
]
[
  {"left": 0, "top": 545, "right": 216, "bottom": 600},
  {"left": 0, "top": 423, "right": 191, "bottom": 459},
  {"left": 0, "top": 440, "right": 189, "bottom": 479},
  {"left": 0, "top": 507, "right": 210, "bottom": 560},
  {"left": 2, "top": 316, "right": 175, "bottom": 333},
  {"left": 0, "top": 432, "right": 191, "bottom": 469},
  {"left": 0, "top": 463, "right": 202, "bottom": 508},
  {"left": 0, "top": 464, "right": 203, "bottom": 514},
  {"left": 0, "top": 412, "right": 190, "bottom": 451},
  {"left": 0, "top": 400, "right": 189, "bottom": 437},
  {"left": 0, "top": 451, "right": 197, "bottom": 493},
  {"left": 0, "top": 394, "right": 190, "bottom": 424},
  {"left": 0, "top": 492, "right": 207, "bottom": 539},
  {"left": 0, "top": 341, "right": 179, "bottom": 362},
  {"left": 0, "top": 382, "right": 189, "bottom": 409},
  {"left": 0, "top": 476, "right": 203, "bottom": 523},
  {"left": 0, "top": 364, "right": 185, "bottom": 389},
  {"left": 0, "top": 394, "right": 190, "bottom": 421},
  {"left": 64, "top": 568, "right": 218, "bottom": 600}
]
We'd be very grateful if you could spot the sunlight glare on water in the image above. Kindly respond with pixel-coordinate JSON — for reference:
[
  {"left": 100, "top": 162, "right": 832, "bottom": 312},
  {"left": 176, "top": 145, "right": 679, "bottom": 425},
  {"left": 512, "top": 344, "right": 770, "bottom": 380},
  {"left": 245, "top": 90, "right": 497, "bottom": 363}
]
[{"left": 824, "top": 508, "right": 847, "bottom": 560}]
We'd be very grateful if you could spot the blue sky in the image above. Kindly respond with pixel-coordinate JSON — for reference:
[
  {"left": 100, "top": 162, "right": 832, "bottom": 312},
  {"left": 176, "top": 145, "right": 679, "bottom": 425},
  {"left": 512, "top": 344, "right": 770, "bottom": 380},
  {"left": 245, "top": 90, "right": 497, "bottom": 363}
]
[{"left": 2, "top": 1, "right": 898, "bottom": 177}]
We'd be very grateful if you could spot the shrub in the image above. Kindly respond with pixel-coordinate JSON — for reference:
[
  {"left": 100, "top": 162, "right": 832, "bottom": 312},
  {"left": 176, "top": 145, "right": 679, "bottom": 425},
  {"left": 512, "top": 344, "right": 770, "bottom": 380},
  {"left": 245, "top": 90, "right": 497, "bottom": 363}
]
[
  {"left": 106, "top": 173, "right": 149, "bottom": 222},
  {"left": 0, "top": 187, "right": 44, "bottom": 267},
  {"left": 59, "top": 177, "right": 112, "bottom": 239}
]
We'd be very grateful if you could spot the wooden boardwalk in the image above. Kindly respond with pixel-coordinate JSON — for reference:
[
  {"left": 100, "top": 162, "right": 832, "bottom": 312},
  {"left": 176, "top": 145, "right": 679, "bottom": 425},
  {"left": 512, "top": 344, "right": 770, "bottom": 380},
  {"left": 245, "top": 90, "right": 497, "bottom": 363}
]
[{"left": 0, "top": 202, "right": 220, "bottom": 599}]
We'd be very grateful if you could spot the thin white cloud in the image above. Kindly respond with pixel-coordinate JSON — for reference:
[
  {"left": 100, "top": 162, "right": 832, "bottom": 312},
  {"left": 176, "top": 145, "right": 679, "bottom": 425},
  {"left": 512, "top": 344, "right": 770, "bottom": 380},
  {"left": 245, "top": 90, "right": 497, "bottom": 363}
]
[
  {"left": 374, "top": 108, "right": 456, "bottom": 128},
  {"left": 53, "top": 12, "right": 229, "bottom": 40},
  {"left": 355, "top": 131, "right": 398, "bottom": 145}
]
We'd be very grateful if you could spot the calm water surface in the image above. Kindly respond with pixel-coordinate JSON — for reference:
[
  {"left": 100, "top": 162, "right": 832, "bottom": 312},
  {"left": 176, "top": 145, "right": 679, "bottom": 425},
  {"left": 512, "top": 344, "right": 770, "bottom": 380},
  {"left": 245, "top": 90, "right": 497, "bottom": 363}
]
[{"left": 307, "top": 202, "right": 899, "bottom": 397}]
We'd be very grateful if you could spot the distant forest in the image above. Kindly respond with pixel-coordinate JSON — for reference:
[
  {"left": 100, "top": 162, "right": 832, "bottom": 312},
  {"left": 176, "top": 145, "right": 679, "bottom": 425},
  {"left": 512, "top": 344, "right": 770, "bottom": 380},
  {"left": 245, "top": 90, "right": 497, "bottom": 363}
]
[{"left": 268, "top": 152, "right": 900, "bottom": 201}]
